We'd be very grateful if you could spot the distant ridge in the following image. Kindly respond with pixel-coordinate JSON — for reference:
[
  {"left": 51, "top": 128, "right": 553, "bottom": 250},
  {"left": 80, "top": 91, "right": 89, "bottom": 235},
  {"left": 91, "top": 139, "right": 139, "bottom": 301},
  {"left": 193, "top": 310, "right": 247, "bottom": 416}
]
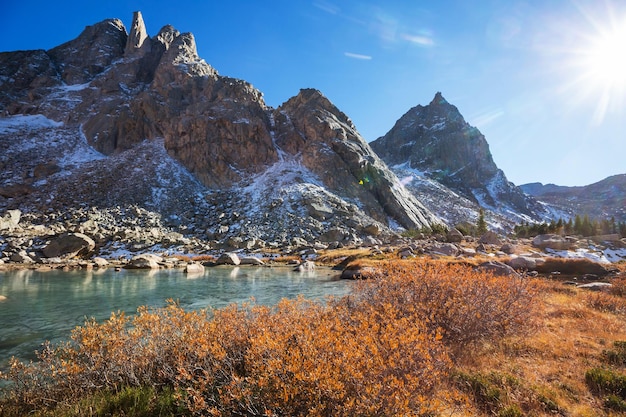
[{"left": 521, "top": 174, "right": 626, "bottom": 221}]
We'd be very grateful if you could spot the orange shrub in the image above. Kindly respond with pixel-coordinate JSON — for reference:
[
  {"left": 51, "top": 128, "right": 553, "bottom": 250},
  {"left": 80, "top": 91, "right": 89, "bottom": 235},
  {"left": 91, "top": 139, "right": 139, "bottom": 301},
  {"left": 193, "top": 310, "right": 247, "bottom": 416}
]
[
  {"left": 2, "top": 299, "right": 450, "bottom": 416},
  {"left": 609, "top": 277, "right": 626, "bottom": 298},
  {"left": 183, "top": 297, "right": 450, "bottom": 416},
  {"left": 584, "top": 291, "right": 626, "bottom": 315},
  {"left": 355, "top": 261, "right": 541, "bottom": 350}
]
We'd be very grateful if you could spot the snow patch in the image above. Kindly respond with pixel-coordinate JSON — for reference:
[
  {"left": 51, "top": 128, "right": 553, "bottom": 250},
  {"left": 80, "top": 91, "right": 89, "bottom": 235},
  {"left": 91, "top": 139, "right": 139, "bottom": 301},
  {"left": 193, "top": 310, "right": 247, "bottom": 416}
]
[
  {"left": 544, "top": 246, "right": 626, "bottom": 264},
  {"left": 428, "top": 121, "right": 446, "bottom": 131},
  {"left": 0, "top": 114, "right": 63, "bottom": 133},
  {"left": 57, "top": 126, "right": 106, "bottom": 168},
  {"left": 58, "top": 82, "right": 91, "bottom": 92}
]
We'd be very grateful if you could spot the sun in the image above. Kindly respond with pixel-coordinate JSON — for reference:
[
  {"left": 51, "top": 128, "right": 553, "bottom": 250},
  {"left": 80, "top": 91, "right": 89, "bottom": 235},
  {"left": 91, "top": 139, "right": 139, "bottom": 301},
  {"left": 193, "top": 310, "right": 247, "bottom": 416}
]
[
  {"left": 571, "top": 9, "right": 626, "bottom": 123},
  {"left": 581, "top": 24, "right": 626, "bottom": 90}
]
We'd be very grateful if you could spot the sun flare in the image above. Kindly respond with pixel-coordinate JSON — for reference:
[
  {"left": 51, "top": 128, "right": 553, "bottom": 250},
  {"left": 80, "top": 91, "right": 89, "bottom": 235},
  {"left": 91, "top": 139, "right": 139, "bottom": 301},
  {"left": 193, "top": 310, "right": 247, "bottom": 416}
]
[
  {"left": 582, "top": 24, "right": 626, "bottom": 90},
  {"left": 569, "top": 9, "right": 626, "bottom": 123}
]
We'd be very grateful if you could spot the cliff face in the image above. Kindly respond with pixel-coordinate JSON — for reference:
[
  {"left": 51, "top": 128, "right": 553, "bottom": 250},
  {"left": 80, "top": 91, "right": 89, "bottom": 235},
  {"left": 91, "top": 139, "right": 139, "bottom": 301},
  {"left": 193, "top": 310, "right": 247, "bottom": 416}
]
[
  {"left": 0, "top": 12, "right": 441, "bottom": 241},
  {"left": 274, "top": 89, "right": 440, "bottom": 229},
  {"left": 371, "top": 92, "right": 550, "bottom": 223}
]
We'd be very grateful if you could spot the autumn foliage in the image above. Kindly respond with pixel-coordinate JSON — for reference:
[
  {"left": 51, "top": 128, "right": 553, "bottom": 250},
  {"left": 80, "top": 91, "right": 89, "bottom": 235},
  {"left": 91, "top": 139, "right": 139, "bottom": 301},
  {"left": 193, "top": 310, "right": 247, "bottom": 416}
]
[{"left": 1, "top": 260, "right": 540, "bottom": 416}]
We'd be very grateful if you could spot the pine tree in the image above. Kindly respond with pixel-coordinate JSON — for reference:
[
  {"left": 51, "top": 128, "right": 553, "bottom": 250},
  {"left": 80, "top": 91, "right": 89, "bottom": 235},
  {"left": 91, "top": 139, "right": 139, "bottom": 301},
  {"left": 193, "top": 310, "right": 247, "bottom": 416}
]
[{"left": 476, "top": 208, "right": 488, "bottom": 236}]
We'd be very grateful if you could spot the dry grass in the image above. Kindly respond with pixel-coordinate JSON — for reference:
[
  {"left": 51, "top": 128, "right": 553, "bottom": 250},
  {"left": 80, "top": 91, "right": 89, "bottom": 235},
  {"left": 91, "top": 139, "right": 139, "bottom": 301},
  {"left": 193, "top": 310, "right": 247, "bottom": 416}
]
[
  {"left": 455, "top": 279, "right": 626, "bottom": 416},
  {"left": 315, "top": 247, "right": 377, "bottom": 266}
]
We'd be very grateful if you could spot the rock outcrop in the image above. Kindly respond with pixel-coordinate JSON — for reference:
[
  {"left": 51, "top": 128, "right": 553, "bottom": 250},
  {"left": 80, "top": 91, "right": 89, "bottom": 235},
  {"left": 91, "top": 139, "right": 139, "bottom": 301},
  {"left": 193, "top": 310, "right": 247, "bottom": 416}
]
[
  {"left": 47, "top": 19, "right": 127, "bottom": 85},
  {"left": 43, "top": 233, "right": 96, "bottom": 258},
  {"left": 274, "top": 89, "right": 440, "bottom": 230}
]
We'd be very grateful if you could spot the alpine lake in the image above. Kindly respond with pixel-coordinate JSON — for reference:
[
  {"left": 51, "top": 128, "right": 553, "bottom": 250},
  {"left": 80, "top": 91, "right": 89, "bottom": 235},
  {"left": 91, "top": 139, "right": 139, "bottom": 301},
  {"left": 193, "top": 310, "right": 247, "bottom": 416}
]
[{"left": 0, "top": 265, "right": 352, "bottom": 369}]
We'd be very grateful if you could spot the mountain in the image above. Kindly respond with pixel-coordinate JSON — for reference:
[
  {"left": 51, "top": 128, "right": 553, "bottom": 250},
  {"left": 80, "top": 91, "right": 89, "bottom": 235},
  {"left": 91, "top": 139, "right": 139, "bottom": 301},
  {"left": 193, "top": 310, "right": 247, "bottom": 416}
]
[
  {"left": 370, "top": 92, "right": 554, "bottom": 230},
  {"left": 0, "top": 12, "right": 440, "bottom": 249},
  {"left": 521, "top": 174, "right": 626, "bottom": 222}
]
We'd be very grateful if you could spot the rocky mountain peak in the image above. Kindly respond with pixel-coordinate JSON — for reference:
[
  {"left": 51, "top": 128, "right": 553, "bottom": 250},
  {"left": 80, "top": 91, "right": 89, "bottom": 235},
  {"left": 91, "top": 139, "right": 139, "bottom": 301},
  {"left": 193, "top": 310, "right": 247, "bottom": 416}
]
[
  {"left": 125, "top": 11, "right": 149, "bottom": 55},
  {"left": 431, "top": 91, "right": 447, "bottom": 105},
  {"left": 154, "top": 25, "right": 180, "bottom": 49},
  {"left": 273, "top": 89, "right": 440, "bottom": 230},
  {"left": 47, "top": 18, "right": 127, "bottom": 85},
  {"left": 1, "top": 12, "right": 444, "bottom": 246},
  {"left": 371, "top": 92, "right": 551, "bottom": 224}
]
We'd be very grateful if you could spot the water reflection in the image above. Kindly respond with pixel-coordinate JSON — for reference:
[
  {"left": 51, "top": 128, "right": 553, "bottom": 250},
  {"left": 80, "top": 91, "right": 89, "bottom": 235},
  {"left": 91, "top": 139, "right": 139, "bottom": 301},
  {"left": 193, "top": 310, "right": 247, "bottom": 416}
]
[{"left": 0, "top": 266, "right": 349, "bottom": 368}]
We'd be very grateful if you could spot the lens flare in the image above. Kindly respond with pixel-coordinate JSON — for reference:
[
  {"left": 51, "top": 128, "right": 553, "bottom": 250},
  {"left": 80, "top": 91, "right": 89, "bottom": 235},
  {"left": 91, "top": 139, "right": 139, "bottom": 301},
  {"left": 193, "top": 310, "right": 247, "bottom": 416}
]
[{"left": 562, "top": 4, "right": 626, "bottom": 123}]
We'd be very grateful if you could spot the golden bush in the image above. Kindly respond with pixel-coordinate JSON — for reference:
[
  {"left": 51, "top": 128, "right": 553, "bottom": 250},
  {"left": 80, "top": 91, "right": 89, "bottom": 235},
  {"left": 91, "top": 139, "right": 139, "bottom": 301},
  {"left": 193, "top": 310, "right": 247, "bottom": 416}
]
[{"left": 354, "top": 261, "right": 540, "bottom": 351}]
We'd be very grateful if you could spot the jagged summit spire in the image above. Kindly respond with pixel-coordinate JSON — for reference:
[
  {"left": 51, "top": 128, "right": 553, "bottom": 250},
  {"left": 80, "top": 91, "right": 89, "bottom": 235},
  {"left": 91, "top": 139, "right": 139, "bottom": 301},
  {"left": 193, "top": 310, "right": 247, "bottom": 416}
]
[
  {"left": 125, "top": 11, "right": 148, "bottom": 54},
  {"left": 430, "top": 91, "right": 448, "bottom": 106}
]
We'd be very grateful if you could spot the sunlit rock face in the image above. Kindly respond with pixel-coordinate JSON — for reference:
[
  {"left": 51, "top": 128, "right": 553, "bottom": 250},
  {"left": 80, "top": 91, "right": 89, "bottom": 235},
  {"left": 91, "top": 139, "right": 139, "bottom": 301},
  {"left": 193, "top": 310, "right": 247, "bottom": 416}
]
[
  {"left": 275, "top": 88, "right": 440, "bottom": 229},
  {"left": 371, "top": 92, "right": 549, "bottom": 221},
  {"left": 0, "top": 12, "right": 443, "bottom": 237}
]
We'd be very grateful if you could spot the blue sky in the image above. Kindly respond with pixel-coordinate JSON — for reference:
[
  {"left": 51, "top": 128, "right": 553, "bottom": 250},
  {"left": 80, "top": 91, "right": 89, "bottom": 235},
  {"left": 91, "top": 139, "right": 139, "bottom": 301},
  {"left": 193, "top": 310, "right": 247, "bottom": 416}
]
[{"left": 2, "top": 0, "right": 625, "bottom": 187}]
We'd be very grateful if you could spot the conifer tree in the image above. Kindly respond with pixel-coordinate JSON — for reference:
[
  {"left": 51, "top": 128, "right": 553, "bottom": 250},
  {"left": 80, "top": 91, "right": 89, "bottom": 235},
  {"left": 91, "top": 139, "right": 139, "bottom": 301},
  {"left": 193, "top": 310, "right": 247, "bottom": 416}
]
[{"left": 476, "top": 208, "right": 488, "bottom": 235}]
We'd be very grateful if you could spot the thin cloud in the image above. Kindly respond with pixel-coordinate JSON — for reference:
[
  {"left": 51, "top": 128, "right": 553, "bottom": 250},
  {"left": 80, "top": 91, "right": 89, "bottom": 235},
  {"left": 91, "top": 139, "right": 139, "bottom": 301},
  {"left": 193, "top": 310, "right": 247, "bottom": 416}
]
[
  {"left": 313, "top": 1, "right": 340, "bottom": 15},
  {"left": 344, "top": 52, "right": 373, "bottom": 60},
  {"left": 471, "top": 109, "right": 505, "bottom": 128},
  {"left": 401, "top": 33, "right": 435, "bottom": 47}
]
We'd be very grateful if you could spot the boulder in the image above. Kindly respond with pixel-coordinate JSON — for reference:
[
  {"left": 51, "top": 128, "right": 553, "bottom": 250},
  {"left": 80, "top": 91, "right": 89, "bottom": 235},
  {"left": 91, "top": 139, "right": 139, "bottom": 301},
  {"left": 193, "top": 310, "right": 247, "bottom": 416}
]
[
  {"left": 363, "top": 223, "right": 382, "bottom": 237},
  {"left": 506, "top": 256, "right": 538, "bottom": 271},
  {"left": 532, "top": 234, "right": 577, "bottom": 251},
  {"left": 239, "top": 256, "right": 265, "bottom": 265},
  {"left": 478, "top": 231, "right": 502, "bottom": 246},
  {"left": 33, "top": 162, "right": 61, "bottom": 179},
  {"left": 93, "top": 257, "right": 109, "bottom": 268},
  {"left": 535, "top": 258, "right": 610, "bottom": 276},
  {"left": 446, "top": 228, "right": 464, "bottom": 243},
  {"left": 215, "top": 252, "right": 241, "bottom": 266},
  {"left": 319, "top": 228, "right": 346, "bottom": 242},
  {"left": 43, "top": 233, "right": 95, "bottom": 258},
  {"left": 185, "top": 263, "right": 205, "bottom": 274},
  {"left": 288, "top": 237, "right": 308, "bottom": 249},
  {"left": 362, "top": 236, "right": 381, "bottom": 247},
  {"left": 426, "top": 243, "right": 459, "bottom": 257},
  {"left": 500, "top": 242, "right": 517, "bottom": 255},
  {"left": 0, "top": 184, "right": 35, "bottom": 198},
  {"left": 294, "top": 260, "right": 316, "bottom": 272},
  {"left": 341, "top": 266, "right": 376, "bottom": 280},
  {"left": 10, "top": 251, "right": 34, "bottom": 263},
  {"left": 0, "top": 209, "right": 21, "bottom": 231},
  {"left": 577, "top": 282, "right": 612, "bottom": 291},
  {"left": 306, "top": 202, "right": 334, "bottom": 220},
  {"left": 475, "top": 261, "right": 521, "bottom": 277},
  {"left": 125, "top": 254, "right": 162, "bottom": 269}
]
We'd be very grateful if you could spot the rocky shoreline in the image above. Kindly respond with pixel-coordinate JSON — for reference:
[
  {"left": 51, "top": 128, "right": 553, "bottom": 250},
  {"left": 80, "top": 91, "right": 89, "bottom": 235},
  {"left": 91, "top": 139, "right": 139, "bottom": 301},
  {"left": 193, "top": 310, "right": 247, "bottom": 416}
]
[{"left": 2, "top": 208, "right": 624, "bottom": 283}]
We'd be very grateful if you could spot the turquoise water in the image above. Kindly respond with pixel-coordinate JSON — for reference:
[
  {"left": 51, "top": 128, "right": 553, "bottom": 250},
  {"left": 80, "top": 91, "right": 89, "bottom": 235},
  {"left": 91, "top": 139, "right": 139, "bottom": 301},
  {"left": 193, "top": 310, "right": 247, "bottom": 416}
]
[{"left": 0, "top": 266, "right": 350, "bottom": 368}]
